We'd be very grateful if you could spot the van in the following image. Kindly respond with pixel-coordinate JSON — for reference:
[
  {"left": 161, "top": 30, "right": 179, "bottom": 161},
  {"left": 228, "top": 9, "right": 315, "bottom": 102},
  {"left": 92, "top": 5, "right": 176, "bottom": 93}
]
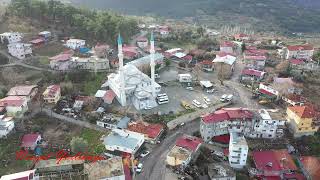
[{"left": 220, "top": 94, "right": 227, "bottom": 102}]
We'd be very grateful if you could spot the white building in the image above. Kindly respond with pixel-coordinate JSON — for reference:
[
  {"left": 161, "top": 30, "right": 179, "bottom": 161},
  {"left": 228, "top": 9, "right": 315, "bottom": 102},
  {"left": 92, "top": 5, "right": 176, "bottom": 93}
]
[
  {"left": 0, "top": 32, "right": 22, "bottom": 44},
  {"left": 285, "top": 45, "right": 314, "bottom": 60},
  {"left": 0, "top": 96, "right": 28, "bottom": 118},
  {"left": 127, "top": 53, "right": 163, "bottom": 68},
  {"left": 65, "top": 39, "right": 86, "bottom": 50},
  {"left": 178, "top": 74, "right": 192, "bottom": 83},
  {"left": 107, "top": 34, "right": 161, "bottom": 110},
  {"left": 103, "top": 129, "right": 144, "bottom": 156},
  {"left": 8, "top": 43, "right": 32, "bottom": 59},
  {"left": 71, "top": 56, "right": 109, "bottom": 71},
  {"left": 200, "top": 108, "right": 285, "bottom": 142},
  {"left": 0, "top": 115, "right": 14, "bottom": 138},
  {"left": 0, "top": 170, "right": 36, "bottom": 180},
  {"left": 220, "top": 41, "right": 234, "bottom": 54},
  {"left": 228, "top": 132, "right": 248, "bottom": 169}
]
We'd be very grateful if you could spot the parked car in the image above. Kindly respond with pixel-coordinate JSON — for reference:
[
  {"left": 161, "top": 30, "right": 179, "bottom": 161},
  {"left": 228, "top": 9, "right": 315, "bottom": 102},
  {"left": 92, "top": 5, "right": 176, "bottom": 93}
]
[
  {"left": 206, "top": 89, "right": 215, "bottom": 93},
  {"left": 140, "top": 151, "right": 150, "bottom": 157},
  {"left": 181, "top": 100, "right": 192, "bottom": 110},
  {"left": 186, "top": 86, "right": 194, "bottom": 91},
  {"left": 192, "top": 99, "right": 202, "bottom": 108},
  {"left": 203, "top": 96, "right": 211, "bottom": 105},
  {"left": 155, "top": 73, "right": 160, "bottom": 79},
  {"left": 226, "top": 94, "right": 233, "bottom": 101},
  {"left": 220, "top": 94, "right": 228, "bottom": 102},
  {"left": 144, "top": 106, "right": 152, "bottom": 110},
  {"left": 136, "top": 163, "right": 143, "bottom": 173},
  {"left": 202, "top": 103, "right": 208, "bottom": 109}
]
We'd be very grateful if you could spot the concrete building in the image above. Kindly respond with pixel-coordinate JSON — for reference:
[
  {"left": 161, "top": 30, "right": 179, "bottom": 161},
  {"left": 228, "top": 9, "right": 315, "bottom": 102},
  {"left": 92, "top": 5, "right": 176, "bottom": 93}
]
[
  {"left": 0, "top": 115, "right": 14, "bottom": 138},
  {"left": 97, "top": 115, "right": 130, "bottom": 130},
  {"left": 8, "top": 43, "right": 32, "bottom": 59},
  {"left": 107, "top": 34, "right": 161, "bottom": 110},
  {"left": 0, "top": 96, "right": 28, "bottom": 118},
  {"left": 71, "top": 56, "right": 109, "bottom": 71},
  {"left": 286, "top": 45, "right": 314, "bottom": 60},
  {"left": 240, "top": 69, "right": 266, "bottom": 83},
  {"left": 7, "top": 85, "right": 38, "bottom": 102},
  {"left": 136, "top": 36, "right": 148, "bottom": 48},
  {"left": 127, "top": 121, "right": 164, "bottom": 144},
  {"left": 286, "top": 105, "right": 319, "bottom": 137},
  {"left": 126, "top": 53, "right": 164, "bottom": 69},
  {"left": 49, "top": 51, "right": 74, "bottom": 71},
  {"left": 299, "top": 156, "right": 320, "bottom": 180},
  {"left": 42, "top": 85, "right": 61, "bottom": 104},
  {"left": 220, "top": 41, "right": 234, "bottom": 54},
  {"left": 65, "top": 39, "right": 85, "bottom": 50},
  {"left": 166, "top": 135, "right": 202, "bottom": 168},
  {"left": 103, "top": 129, "right": 145, "bottom": 157},
  {"left": 228, "top": 132, "right": 248, "bottom": 169},
  {"left": 200, "top": 108, "right": 285, "bottom": 142},
  {"left": 207, "top": 163, "right": 236, "bottom": 180},
  {"left": 0, "top": 32, "right": 22, "bottom": 44},
  {"left": 212, "top": 55, "right": 236, "bottom": 78},
  {"left": 0, "top": 170, "right": 36, "bottom": 180}
]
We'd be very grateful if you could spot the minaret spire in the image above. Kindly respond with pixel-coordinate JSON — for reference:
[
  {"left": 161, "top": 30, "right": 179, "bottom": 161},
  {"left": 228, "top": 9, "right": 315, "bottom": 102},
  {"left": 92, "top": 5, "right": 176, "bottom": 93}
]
[
  {"left": 150, "top": 32, "right": 156, "bottom": 97},
  {"left": 118, "top": 33, "right": 126, "bottom": 106}
]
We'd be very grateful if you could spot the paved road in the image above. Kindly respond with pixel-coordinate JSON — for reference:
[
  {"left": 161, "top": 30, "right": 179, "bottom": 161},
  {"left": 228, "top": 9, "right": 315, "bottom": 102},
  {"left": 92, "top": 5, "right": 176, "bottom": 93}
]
[{"left": 136, "top": 119, "right": 200, "bottom": 180}]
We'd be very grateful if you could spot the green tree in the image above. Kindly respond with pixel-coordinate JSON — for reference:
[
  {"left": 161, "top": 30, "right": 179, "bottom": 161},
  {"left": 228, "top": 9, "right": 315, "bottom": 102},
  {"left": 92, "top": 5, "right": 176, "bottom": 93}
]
[
  {"left": 165, "top": 59, "right": 171, "bottom": 66},
  {"left": 70, "top": 137, "right": 88, "bottom": 153}
]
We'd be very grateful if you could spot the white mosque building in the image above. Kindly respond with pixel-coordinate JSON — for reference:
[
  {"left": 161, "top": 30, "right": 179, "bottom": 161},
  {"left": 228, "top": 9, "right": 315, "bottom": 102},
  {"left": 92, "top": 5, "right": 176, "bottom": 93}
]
[{"left": 107, "top": 33, "right": 161, "bottom": 110}]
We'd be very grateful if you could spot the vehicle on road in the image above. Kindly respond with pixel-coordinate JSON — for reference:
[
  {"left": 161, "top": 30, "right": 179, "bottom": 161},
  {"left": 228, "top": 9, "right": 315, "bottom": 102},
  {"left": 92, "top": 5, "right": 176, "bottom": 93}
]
[
  {"left": 155, "top": 73, "right": 160, "bottom": 79},
  {"left": 186, "top": 86, "right": 194, "bottom": 91},
  {"left": 181, "top": 100, "right": 192, "bottom": 110},
  {"left": 140, "top": 151, "right": 150, "bottom": 157},
  {"left": 157, "top": 93, "right": 169, "bottom": 104},
  {"left": 180, "top": 122, "right": 185, "bottom": 126},
  {"left": 220, "top": 94, "right": 228, "bottom": 102},
  {"left": 192, "top": 99, "right": 202, "bottom": 108},
  {"left": 226, "top": 94, "right": 233, "bottom": 101},
  {"left": 203, "top": 96, "right": 211, "bottom": 105},
  {"left": 206, "top": 88, "right": 215, "bottom": 93},
  {"left": 136, "top": 163, "right": 143, "bottom": 173},
  {"left": 202, "top": 103, "right": 208, "bottom": 109},
  {"left": 144, "top": 106, "right": 152, "bottom": 110}
]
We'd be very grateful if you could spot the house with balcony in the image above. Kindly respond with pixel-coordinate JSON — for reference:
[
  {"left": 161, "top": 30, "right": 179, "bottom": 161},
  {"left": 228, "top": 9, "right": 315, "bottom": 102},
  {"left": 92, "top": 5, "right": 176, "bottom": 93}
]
[
  {"left": 7, "top": 85, "right": 38, "bottom": 103},
  {"left": 228, "top": 132, "right": 248, "bottom": 169},
  {"left": 42, "top": 85, "right": 61, "bottom": 104},
  {"left": 0, "top": 96, "right": 28, "bottom": 118},
  {"left": 8, "top": 43, "right": 32, "bottom": 59},
  {"left": 285, "top": 45, "right": 314, "bottom": 60},
  {"left": 65, "top": 39, "right": 86, "bottom": 50}
]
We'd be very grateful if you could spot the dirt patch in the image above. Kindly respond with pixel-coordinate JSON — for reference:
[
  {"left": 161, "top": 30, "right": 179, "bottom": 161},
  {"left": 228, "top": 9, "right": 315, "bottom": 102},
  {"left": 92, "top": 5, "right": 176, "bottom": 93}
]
[{"left": 33, "top": 42, "right": 67, "bottom": 57}]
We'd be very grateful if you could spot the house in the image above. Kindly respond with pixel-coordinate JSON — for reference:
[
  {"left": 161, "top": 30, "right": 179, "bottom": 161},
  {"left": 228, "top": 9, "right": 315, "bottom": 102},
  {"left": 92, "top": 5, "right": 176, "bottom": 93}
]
[
  {"left": 71, "top": 56, "right": 110, "bottom": 71},
  {"left": 49, "top": 52, "right": 74, "bottom": 71},
  {"left": 158, "top": 26, "right": 170, "bottom": 37},
  {"left": 234, "top": 33, "right": 250, "bottom": 41},
  {"left": 286, "top": 45, "right": 314, "bottom": 60},
  {"left": 127, "top": 121, "right": 164, "bottom": 144},
  {"left": 8, "top": 43, "right": 32, "bottom": 59},
  {"left": 228, "top": 132, "right": 248, "bottom": 169},
  {"left": 286, "top": 105, "right": 319, "bottom": 137},
  {"left": 84, "top": 157, "right": 126, "bottom": 180},
  {"left": 299, "top": 156, "right": 320, "bottom": 180},
  {"left": 7, "top": 85, "right": 38, "bottom": 102},
  {"left": 0, "top": 32, "right": 22, "bottom": 44},
  {"left": 0, "top": 96, "right": 28, "bottom": 117},
  {"left": 216, "top": 51, "right": 236, "bottom": 58},
  {"left": 29, "top": 38, "right": 45, "bottom": 48},
  {"left": 0, "top": 115, "right": 14, "bottom": 138},
  {"left": 272, "top": 77, "right": 302, "bottom": 95},
  {"left": 212, "top": 55, "right": 236, "bottom": 78},
  {"left": 122, "top": 45, "right": 139, "bottom": 60},
  {"left": 0, "top": 169, "right": 36, "bottom": 180},
  {"left": 258, "top": 83, "right": 280, "bottom": 100},
  {"left": 289, "top": 58, "right": 305, "bottom": 68},
  {"left": 42, "top": 85, "right": 61, "bottom": 104},
  {"left": 38, "top": 31, "right": 51, "bottom": 40},
  {"left": 240, "top": 69, "right": 266, "bottom": 83},
  {"left": 94, "top": 43, "right": 110, "bottom": 58},
  {"left": 65, "top": 39, "right": 86, "bottom": 50},
  {"left": 207, "top": 163, "right": 236, "bottom": 180},
  {"left": 251, "top": 149, "right": 301, "bottom": 179},
  {"left": 166, "top": 135, "right": 202, "bottom": 168},
  {"left": 199, "top": 60, "right": 213, "bottom": 72},
  {"left": 178, "top": 74, "right": 192, "bottom": 83},
  {"left": 136, "top": 36, "right": 148, "bottom": 48},
  {"left": 97, "top": 115, "right": 130, "bottom": 130},
  {"left": 220, "top": 41, "right": 234, "bottom": 54},
  {"left": 103, "top": 129, "right": 144, "bottom": 157},
  {"left": 21, "top": 133, "right": 42, "bottom": 150},
  {"left": 200, "top": 108, "right": 285, "bottom": 142},
  {"left": 243, "top": 55, "right": 267, "bottom": 70},
  {"left": 282, "top": 93, "right": 306, "bottom": 106},
  {"left": 126, "top": 53, "right": 164, "bottom": 68},
  {"left": 102, "top": 90, "right": 117, "bottom": 105}
]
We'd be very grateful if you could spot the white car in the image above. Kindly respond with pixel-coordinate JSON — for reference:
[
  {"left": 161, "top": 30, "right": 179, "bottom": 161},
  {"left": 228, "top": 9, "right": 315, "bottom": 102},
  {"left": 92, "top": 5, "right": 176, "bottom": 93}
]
[
  {"left": 186, "top": 87, "right": 194, "bottom": 91},
  {"left": 206, "top": 89, "right": 215, "bottom": 93},
  {"left": 203, "top": 97, "right": 211, "bottom": 105},
  {"left": 144, "top": 106, "right": 152, "bottom": 110},
  {"left": 202, "top": 104, "right": 208, "bottom": 109},
  {"left": 136, "top": 163, "right": 143, "bottom": 173},
  {"left": 226, "top": 94, "right": 233, "bottom": 101},
  {"left": 155, "top": 74, "right": 160, "bottom": 79},
  {"left": 192, "top": 100, "right": 202, "bottom": 108},
  {"left": 140, "top": 151, "right": 150, "bottom": 157},
  {"left": 220, "top": 94, "right": 227, "bottom": 102}
]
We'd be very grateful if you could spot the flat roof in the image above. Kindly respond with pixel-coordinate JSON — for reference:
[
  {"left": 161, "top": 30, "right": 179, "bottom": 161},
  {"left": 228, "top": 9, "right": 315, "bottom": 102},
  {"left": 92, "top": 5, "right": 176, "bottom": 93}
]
[
  {"left": 84, "top": 157, "right": 124, "bottom": 179},
  {"left": 167, "top": 145, "right": 192, "bottom": 162},
  {"left": 35, "top": 159, "right": 84, "bottom": 169},
  {"left": 103, "top": 129, "right": 144, "bottom": 151}
]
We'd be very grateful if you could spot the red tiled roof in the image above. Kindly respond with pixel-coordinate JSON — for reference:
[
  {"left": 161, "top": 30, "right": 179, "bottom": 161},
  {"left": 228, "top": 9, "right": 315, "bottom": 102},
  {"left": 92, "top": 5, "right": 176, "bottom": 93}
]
[
  {"left": 285, "top": 94, "right": 306, "bottom": 102},
  {"left": 200, "top": 60, "right": 213, "bottom": 65},
  {"left": 30, "top": 38, "right": 45, "bottom": 44},
  {"left": 245, "top": 49, "right": 268, "bottom": 56},
  {"left": 45, "top": 85, "right": 60, "bottom": 97},
  {"left": 202, "top": 108, "right": 253, "bottom": 124},
  {"left": 175, "top": 135, "right": 202, "bottom": 152},
  {"left": 287, "top": 45, "right": 313, "bottom": 51},
  {"left": 123, "top": 163, "right": 132, "bottom": 180},
  {"left": 242, "top": 69, "right": 265, "bottom": 77},
  {"left": 234, "top": 33, "right": 249, "bottom": 39},
  {"left": 103, "top": 90, "right": 116, "bottom": 104},
  {"left": 216, "top": 51, "right": 235, "bottom": 57},
  {"left": 259, "top": 88, "right": 276, "bottom": 97},
  {"left": 220, "top": 41, "right": 234, "bottom": 47},
  {"left": 50, "top": 53, "right": 73, "bottom": 62},
  {"left": 289, "top": 59, "right": 305, "bottom": 65},
  {"left": 7, "top": 85, "right": 37, "bottom": 96},
  {"left": 223, "top": 148, "right": 229, "bottom": 156},
  {"left": 252, "top": 150, "right": 298, "bottom": 172},
  {"left": 21, "top": 134, "right": 41, "bottom": 148},
  {"left": 212, "top": 134, "right": 230, "bottom": 144},
  {"left": 288, "top": 106, "right": 315, "bottom": 118},
  {"left": 299, "top": 156, "right": 320, "bottom": 180},
  {"left": 182, "top": 55, "right": 193, "bottom": 61},
  {"left": 128, "top": 122, "right": 164, "bottom": 139},
  {"left": 0, "top": 96, "right": 26, "bottom": 107}
]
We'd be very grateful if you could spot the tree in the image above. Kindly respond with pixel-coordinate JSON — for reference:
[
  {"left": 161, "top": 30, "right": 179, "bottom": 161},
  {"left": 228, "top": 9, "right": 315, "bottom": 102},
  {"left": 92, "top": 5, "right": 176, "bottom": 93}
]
[
  {"left": 165, "top": 59, "right": 171, "bottom": 67},
  {"left": 70, "top": 137, "right": 88, "bottom": 153},
  {"left": 241, "top": 43, "right": 246, "bottom": 53},
  {"left": 197, "top": 26, "right": 205, "bottom": 37},
  {"left": 312, "top": 51, "right": 320, "bottom": 64}
]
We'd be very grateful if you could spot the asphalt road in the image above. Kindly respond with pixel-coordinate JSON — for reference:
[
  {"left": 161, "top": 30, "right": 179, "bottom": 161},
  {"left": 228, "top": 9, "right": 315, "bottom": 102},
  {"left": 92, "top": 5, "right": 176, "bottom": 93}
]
[{"left": 136, "top": 119, "right": 200, "bottom": 180}]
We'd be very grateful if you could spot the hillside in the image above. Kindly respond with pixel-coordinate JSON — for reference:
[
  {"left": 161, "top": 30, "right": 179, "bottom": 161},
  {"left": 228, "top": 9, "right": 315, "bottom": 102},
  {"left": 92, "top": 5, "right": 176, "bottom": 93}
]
[{"left": 70, "top": 0, "right": 320, "bottom": 33}]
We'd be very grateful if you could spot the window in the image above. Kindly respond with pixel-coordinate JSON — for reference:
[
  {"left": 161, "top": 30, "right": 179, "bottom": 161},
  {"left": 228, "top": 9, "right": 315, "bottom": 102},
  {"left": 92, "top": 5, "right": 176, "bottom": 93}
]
[
  {"left": 299, "top": 128, "right": 302, "bottom": 131},
  {"left": 270, "top": 130, "right": 274, "bottom": 132},
  {"left": 268, "top": 135, "right": 272, "bottom": 137}
]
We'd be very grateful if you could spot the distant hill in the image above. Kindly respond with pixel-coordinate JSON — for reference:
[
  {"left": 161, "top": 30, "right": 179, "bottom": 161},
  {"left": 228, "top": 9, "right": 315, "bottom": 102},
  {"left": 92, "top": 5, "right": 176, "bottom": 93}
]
[{"left": 70, "top": 0, "right": 320, "bottom": 33}]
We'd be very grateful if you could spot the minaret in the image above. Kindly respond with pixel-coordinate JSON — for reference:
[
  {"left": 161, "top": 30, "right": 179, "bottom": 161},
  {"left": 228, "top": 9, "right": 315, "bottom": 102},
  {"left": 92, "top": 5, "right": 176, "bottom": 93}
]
[
  {"left": 118, "top": 34, "right": 126, "bottom": 106},
  {"left": 150, "top": 32, "right": 156, "bottom": 97}
]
